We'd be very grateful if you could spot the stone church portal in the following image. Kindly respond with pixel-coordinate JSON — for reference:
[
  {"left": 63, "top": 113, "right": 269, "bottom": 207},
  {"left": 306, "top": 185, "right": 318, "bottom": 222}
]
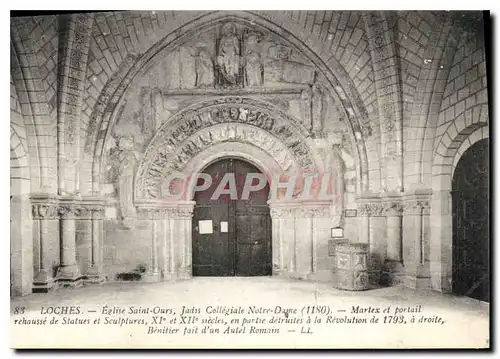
[{"left": 9, "top": 11, "right": 490, "bottom": 305}]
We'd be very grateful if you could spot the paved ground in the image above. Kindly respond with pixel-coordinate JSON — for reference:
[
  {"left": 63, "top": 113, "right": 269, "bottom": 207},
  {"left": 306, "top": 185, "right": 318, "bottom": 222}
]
[{"left": 10, "top": 277, "right": 490, "bottom": 349}]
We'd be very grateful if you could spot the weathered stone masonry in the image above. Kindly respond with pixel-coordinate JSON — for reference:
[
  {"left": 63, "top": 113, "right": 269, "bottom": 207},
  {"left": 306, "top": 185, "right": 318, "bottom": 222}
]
[{"left": 10, "top": 11, "right": 489, "bottom": 296}]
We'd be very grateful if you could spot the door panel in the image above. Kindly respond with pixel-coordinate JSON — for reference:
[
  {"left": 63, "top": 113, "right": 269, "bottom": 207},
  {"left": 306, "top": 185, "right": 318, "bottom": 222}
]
[
  {"left": 452, "top": 138, "right": 489, "bottom": 302},
  {"left": 192, "top": 158, "right": 271, "bottom": 277}
]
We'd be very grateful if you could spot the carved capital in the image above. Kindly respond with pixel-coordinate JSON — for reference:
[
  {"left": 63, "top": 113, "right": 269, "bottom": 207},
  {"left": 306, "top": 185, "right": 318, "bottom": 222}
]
[
  {"left": 30, "top": 193, "right": 59, "bottom": 219},
  {"left": 58, "top": 204, "right": 86, "bottom": 219},
  {"left": 403, "top": 200, "right": 430, "bottom": 216},
  {"left": 383, "top": 201, "right": 404, "bottom": 216},
  {"left": 269, "top": 203, "right": 331, "bottom": 219},
  {"left": 297, "top": 206, "right": 331, "bottom": 218}
]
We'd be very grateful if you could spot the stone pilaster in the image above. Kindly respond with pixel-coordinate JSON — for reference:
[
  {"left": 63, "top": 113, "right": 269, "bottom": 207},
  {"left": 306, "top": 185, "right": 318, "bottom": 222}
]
[
  {"left": 402, "top": 190, "right": 432, "bottom": 290},
  {"left": 30, "top": 194, "right": 59, "bottom": 293},
  {"left": 381, "top": 193, "right": 404, "bottom": 286},
  {"left": 55, "top": 196, "right": 83, "bottom": 288}
]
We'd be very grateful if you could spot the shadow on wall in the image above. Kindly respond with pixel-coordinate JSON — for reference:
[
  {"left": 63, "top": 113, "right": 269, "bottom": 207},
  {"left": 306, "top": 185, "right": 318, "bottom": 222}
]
[{"left": 115, "top": 264, "right": 147, "bottom": 281}]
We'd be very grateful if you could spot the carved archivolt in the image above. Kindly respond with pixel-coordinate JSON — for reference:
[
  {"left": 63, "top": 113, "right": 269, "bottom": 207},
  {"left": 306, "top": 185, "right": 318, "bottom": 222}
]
[{"left": 136, "top": 97, "right": 316, "bottom": 199}]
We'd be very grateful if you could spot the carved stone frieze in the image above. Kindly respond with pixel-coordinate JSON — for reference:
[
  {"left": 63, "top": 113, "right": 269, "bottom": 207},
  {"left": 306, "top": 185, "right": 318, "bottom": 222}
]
[
  {"left": 136, "top": 97, "right": 316, "bottom": 199},
  {"left": 136, "top": 207, "right": 194, "bottom": 220},
  {"left": 403, "top": 200, "right": 430, "bottom": 216},
  {"left": 383, "top": 201, "right": 404, "bottom": 217},
  {"left": 30, "top": 194, "right": 106, "bottom": 220},
  {"left": 270, "top": 207, "right": 296, "bottom": 219},
  {"left": 269, "top": 204, "right": 331, "bottom": 219},
  {"left": 31, "top": 203, "right": 59, "bottom": 219}
]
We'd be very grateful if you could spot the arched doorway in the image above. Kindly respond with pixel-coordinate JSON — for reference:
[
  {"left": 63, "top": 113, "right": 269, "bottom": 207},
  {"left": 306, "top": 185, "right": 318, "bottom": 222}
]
[
  {"left": 452, "top": 138, "right": 489, "bottom": 302},
  {"left": 192, "top": 158, "right": 272, "bottom": 277}
]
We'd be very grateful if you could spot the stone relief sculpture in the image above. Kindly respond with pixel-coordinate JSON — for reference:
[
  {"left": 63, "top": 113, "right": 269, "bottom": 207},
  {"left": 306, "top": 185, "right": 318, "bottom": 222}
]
[
  {"left": 311, "top": 78, "right": 325, "bottom": 136},
  {"left": 319, "top": 134, "right": 346, "bottom": 228},
  {"left": 244, "top": 32, "right": 263, "bottom": 86},
  {"left": 195, "top": 48, "right": 214, "bottom": 88},
  {"left": 115, "top": 135, "right": 140, "bottom": 227},
  {"left": 217, "top": 23, "right": 241, "bottom": 86}
]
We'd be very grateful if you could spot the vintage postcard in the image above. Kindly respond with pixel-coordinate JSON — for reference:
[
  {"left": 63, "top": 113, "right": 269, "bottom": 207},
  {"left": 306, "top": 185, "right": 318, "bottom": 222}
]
[{"left": 9, "top": 9, "right": 490, "bottom": 349}]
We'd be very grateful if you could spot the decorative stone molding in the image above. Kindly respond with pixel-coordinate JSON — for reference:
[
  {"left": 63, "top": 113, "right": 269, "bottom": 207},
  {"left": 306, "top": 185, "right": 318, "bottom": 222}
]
[
  {"left": 403, "top": 200, "right": 430, "bottom": 216},
  {"left": 269, "top": 201, "right": 331, "bottom": 219},
  {"left": 31, "top": 203, "right": 58, "bottom": 219},
  {"left": 269, "top": 207, "right": 296, "bottom": 219},
  {"left": 383, "top": 201, "right": 404, "bottom": 216},
  {"left": 402, "top": 189, "right": 432, "bottom": 216},
  {"left": 30, "top": 193, "right": 59, "bottom": 219},
  {"left": 135, "top": 97, "right": 317, "bottom": 199},
  {"left": 30, "top": 194, "right": 107, "bottom": 220},
  {"left": 357, "top": 203, "right": 385, "bottom": 217}
]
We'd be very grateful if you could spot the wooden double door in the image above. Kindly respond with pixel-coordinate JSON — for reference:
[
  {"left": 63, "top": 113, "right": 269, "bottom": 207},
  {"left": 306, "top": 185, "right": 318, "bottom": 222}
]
[
  {"left": 452, "top": 138, "right": 489, "bottom": 302},
  {"left": 192, "top": 158, "right": 272, "bottom": 276}
]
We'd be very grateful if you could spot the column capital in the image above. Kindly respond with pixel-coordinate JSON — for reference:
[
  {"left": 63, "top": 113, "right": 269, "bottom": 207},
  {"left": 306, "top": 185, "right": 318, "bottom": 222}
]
[
  {"left": 402, "top": 189, "right": 432, "bottom": 216},
  {"left": 268, "top": 201, "right": 331, "bottom": 219}
]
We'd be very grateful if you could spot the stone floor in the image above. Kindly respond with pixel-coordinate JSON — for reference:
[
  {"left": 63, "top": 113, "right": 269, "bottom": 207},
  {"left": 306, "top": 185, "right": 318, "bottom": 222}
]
[{"left": 10, "top": 277, "right": 489, "bottom": 349}]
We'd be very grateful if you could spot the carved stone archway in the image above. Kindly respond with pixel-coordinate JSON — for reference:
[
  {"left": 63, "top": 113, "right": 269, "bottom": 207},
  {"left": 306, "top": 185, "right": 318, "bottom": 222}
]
[{"left": 132, "top": 97, "right": 340, "bottom": 281}]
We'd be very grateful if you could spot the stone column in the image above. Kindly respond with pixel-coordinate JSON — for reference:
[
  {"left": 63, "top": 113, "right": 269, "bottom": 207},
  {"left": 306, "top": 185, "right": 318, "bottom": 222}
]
[
  {"left": 382, "top": 194, "right": 404, "bottom": 285},
  {"left": 30, "top": 194, "right": 59, "bottom": 293},
  {"left": 85, "top": 199, "right": 106, "bottom": 284},
  {"left": 56, "top": 196, "right": 83, "bottom": 288},
  {"left": 356, "top": 193, "right": 385, "bottom": 285},
  {"left": 402, "top": 190, "right": 432, "bottom": 290}
]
